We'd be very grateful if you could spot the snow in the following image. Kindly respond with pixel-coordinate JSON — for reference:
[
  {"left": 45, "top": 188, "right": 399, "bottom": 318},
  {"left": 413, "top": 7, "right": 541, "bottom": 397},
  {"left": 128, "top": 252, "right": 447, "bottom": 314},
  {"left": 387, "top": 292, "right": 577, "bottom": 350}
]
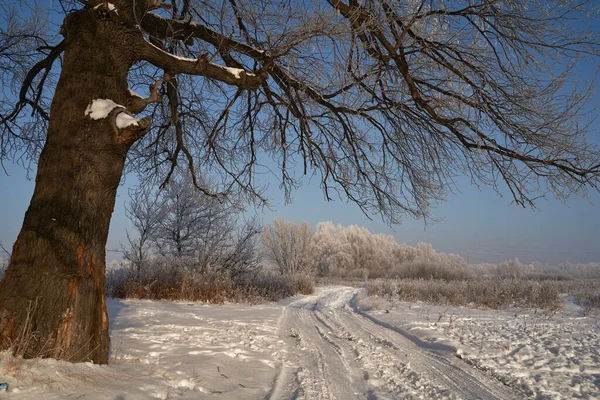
[
  {"left": 1, "top": 287, "right": 598, "bottom": 398},
  {"left": 145, "top": 39, "right": 199, "bottom": 63},
  {"left": 224, "top": 67, "right": 245, "bottom": 79},
  {"left": 275, "top": 287, "right": 515, "bottom": 399},
  {"left": 128, "top": 88, "right": 143, "bottom": 98},
  {"left": 115, "top": 112, "right": 140, "bottom": 129},
  {"left": 93, "top": 3, "right": 117, "bottom": 12},
  {"left": 144, "top": 39, "right": 256, "bottom": 80},
  {"left": 360, "top": 292, "right": 600, "bottom": 399},
  {"left": 84, "top": 99, "right": 123, "bottom": 120},
  {"left": 84, "top": 99, "right": 140, "bottom": 128},
  {"left": 0, "top": 299, "right": 286, "bottom": 399}
]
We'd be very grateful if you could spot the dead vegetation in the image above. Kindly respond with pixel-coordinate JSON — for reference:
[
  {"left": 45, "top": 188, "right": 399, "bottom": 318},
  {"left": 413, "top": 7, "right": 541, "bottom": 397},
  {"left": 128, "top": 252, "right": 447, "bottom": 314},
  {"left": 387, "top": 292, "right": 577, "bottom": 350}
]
[
  {"left": 362, "top": 279, "right": 566, "bottom": 310},
  {"left": 107, "top": 261, "right": 313, "bottom": 304}
]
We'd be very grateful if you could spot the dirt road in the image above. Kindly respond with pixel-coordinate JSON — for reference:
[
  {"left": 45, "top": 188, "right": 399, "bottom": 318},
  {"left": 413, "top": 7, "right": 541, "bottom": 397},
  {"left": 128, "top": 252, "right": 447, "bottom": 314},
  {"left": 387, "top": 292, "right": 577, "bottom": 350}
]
[{"left": 269, "top": 286, "right": 518, "bottom": 400}]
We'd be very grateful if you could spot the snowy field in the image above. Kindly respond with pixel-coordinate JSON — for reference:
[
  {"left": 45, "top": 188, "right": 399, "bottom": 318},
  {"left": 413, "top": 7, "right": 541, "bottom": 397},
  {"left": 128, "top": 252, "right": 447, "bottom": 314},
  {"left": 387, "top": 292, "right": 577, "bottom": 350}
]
[
  {"left": 0, "top": 286, "right": 598, "bottom": 399},
  {"left": 360, "top": 293, "right": 600, "bottom": 399}
]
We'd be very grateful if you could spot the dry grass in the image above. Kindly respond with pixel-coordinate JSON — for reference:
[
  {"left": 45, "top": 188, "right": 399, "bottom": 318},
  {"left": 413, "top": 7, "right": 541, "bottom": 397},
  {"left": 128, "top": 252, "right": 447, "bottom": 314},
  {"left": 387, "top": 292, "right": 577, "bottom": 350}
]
[
  {"left": 108, "top": 268, "right": 313, "bottom": 304},
  {"left": 361, "top": 278, "right": 563, "bottom": 310},
  {"left": 551, "top": 280, "right": 600, "bottom": 310},
  {"left": 386, "top": 260, "right": 474, "bottom": 281},
  {"left": 315, "top": 276, "right": 366, "bottom": 287}
]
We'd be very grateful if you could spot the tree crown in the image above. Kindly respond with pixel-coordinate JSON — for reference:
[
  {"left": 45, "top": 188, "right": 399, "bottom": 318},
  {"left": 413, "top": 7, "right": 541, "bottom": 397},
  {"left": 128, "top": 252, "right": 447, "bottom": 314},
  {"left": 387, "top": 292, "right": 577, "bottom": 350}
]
[{"left": 2, "top": 0, "right": 600, "bottom": 222}]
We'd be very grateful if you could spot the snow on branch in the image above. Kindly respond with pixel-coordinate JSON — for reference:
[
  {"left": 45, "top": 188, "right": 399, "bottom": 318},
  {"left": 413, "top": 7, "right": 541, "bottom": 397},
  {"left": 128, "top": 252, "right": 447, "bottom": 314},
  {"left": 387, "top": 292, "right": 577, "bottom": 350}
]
[
  {"left": 84, "top": 99, "right": 124, "bottom": 120},
  {"left": 115, "top": 112, "right": 141, "bottom": 129},
  {"left": 93, "top": 3, "right": 117, "bottom": 12},
  {"left": 84, "top": 98, "right": 150, "bottom": 145},
  {"left": 139, "top": 39, "right": 266, "bottom": 89},
  {"left": 138, "top": 12, "right": 266, "bottom": 63}
]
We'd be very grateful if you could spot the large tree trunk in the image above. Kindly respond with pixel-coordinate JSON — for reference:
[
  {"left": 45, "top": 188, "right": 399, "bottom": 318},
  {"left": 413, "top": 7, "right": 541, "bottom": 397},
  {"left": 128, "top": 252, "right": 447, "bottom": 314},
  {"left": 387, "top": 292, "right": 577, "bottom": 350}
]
[{"left": 0, "top": 10, "right": 138, "bottom": 364}]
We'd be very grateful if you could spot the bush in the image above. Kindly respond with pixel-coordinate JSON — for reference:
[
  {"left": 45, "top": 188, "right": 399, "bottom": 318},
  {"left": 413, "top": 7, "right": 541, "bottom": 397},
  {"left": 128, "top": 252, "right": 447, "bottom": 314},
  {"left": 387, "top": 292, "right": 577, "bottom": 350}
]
[
  {"left": 234, "top": 272, "right": 314, "bottom": 301},
  {"left": 361, "top": 278, "right": 562, "bottom": 310},
  {"left": 550, "top": 280, "right": 600, "bottom": 309},
  {"left": 107, "top": 259, "right": 314, "bottom": 303},
  {"left": 526, "top": 273, "right": 573, "bottom": 281},
  {"left": 387, "top": 260, "right": 474, "bottom": 281}
]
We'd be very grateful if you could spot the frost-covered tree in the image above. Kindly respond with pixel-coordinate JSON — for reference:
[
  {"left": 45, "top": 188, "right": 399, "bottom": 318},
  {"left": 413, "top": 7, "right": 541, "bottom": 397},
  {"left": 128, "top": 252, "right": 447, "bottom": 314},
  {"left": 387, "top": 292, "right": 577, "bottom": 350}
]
[
  {"left": 262, "top": 219, "right": 314, "bottom": 275},
  {"left": 312, "top": 223, "right": 471, "bottom": 279},
  {"left": 152, "top": 174, "right": 227, "bottom": 259},
  {"left": 0, "top": 257, "right": 6, "bottom": 279},
  {"left": 496, "top": 258, "right": 525, "bottom": 279},
  {"left": 312, "top": 222, "right": 345, "bottom": 276},
  {"left": 1, "top": 0, "right": 600, "bottom": 363}
]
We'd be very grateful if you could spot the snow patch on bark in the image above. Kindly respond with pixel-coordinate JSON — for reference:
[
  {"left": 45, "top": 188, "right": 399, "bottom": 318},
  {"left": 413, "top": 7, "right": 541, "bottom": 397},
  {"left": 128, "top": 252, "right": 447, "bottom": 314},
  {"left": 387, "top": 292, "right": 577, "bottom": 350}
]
[
  {"left": 93, "top": 3, "right": 117, "bottom": 12},
  {"left": 115, "top": 113, "right": 140, "bottom": 128},
  {"left": 128, "top": 88, "right": 143, "bottom": 98},
  {"left": 84, "top": 99, "right": 141, "bottom": 128},
  {"left": 224, "top": 67, "right": 245, "bottom": 79},
  {"left": 84, "top": 99, "right": 123, "bottom": 120}
]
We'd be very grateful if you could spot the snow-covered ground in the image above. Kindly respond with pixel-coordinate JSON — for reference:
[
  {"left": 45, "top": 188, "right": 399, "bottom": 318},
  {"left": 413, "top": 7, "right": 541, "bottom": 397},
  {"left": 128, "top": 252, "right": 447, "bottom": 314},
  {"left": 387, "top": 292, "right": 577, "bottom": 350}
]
[
  {"left": 359, "top": 293, "right": 600, "bottom": 399},
  {"left": 0, "top": 286, "right": 598, "bottom": 399},
  {"left": 0, "top": 300, "right": 287, "bottom": 399}
]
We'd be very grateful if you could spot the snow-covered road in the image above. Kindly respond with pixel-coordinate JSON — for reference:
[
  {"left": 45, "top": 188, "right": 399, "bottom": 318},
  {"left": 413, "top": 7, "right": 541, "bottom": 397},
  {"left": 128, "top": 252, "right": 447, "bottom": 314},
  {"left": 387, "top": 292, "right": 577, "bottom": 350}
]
[{"left": 271, "top": 286, "right": 517, "bottom": 399}]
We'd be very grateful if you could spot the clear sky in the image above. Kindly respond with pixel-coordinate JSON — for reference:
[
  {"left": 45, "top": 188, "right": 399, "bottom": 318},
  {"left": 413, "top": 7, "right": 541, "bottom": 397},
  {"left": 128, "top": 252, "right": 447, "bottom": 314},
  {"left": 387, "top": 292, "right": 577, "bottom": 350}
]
[
  {"left": 1, "top": 2, "right": 600, "bottom": 266},
  {"left": 2, "top": 155, "right": 600, "bottom": 265}
]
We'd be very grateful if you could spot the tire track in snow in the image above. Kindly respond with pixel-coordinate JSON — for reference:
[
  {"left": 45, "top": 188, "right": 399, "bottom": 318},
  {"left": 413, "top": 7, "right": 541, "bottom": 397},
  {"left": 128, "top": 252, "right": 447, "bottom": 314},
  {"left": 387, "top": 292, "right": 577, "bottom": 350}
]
[
  {"left": 269, "top": 289, "right": 368, "bottom": 399},
  {"left": 270, "top": 286, "right": 520, "bottom": 400}
]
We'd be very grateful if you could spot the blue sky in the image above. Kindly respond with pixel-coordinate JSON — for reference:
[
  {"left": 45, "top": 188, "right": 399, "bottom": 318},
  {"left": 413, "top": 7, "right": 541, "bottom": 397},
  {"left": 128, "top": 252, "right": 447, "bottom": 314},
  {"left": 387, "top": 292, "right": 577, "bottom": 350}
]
[{"left": 2, "top": 157, "right": 600, "bottom": 265}]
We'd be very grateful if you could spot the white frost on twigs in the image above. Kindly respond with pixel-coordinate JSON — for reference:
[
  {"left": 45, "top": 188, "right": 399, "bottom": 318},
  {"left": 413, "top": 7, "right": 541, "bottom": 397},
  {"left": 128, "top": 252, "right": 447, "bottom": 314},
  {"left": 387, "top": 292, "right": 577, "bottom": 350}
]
[
  {"left": 84, "top": 99, "right": 123, "bottom": 119},
  {"left": 128, "top": 88, "right": 143, "bottom": 98},
  {"left": 115, "top": 113, "right": 140, "bottom": 129}
]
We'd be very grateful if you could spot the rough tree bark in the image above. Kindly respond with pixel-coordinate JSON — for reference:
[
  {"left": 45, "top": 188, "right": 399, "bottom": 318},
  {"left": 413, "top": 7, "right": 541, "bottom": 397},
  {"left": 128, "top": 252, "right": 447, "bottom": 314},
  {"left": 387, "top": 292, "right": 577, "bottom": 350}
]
[
  {"left": 0, "top": 0, "right": 263, "bottom": 363},
  {"left": 0, "top": 9, "right": 144, "bottom": 364}
]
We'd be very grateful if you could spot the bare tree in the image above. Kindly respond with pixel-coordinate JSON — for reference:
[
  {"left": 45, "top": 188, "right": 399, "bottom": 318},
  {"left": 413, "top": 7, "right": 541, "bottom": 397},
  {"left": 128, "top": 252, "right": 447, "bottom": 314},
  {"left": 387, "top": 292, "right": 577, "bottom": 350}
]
[
  {"left": 151, "top": 173, "right": 233, "bottom": 260},
  {"left": 121, "top": 184, "right": 165, "bottom": 279},
  {"left": 0, "top": 1, "right": 51, "bottom": 168},
  {"left": 205, "top": 217, "right": 262, "bottom": 277},
  {"left": 123, "top": 172, "right": 261, "bottom": 277},
  {"left": 0, "top": 0, "right": 599, "bottom": 363},
  {"left": 262, "top": 219, "right": 314, "bottom": 275},
  {"left": 0, "top": 242, "right": 9, "bottom": 277}
]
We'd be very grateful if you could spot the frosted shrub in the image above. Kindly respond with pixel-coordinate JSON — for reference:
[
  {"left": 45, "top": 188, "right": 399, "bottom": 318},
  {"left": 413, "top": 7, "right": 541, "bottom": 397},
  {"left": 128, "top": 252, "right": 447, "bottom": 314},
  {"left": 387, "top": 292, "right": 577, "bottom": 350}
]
[
  {"left": 496, "top": 258, "right": 525, "bottom": 279},
  {"left": 389, "top": 260, "right": 473, "bottom": 281},
  {"left": 262, "top": 219, "right": 314, "bottom": 275},
  {"left": 235, "top": 272, "right": 314, "bottom": 302},
  {"left": 310, "top": 222, "right": 471, "bottom": 280},
  {"left": 362, "top": 279, "right": 562, "bottom": 310},
  {"left": 551, "top": 280, "right": 600, "bottom": 309}
]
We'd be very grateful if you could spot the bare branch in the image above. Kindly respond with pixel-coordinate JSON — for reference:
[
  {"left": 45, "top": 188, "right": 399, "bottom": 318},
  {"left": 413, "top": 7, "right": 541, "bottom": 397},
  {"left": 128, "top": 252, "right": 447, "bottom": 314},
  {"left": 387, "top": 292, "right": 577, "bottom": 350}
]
[{"left": 139, "top": 35, "right": 266, "bottom": 89}]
